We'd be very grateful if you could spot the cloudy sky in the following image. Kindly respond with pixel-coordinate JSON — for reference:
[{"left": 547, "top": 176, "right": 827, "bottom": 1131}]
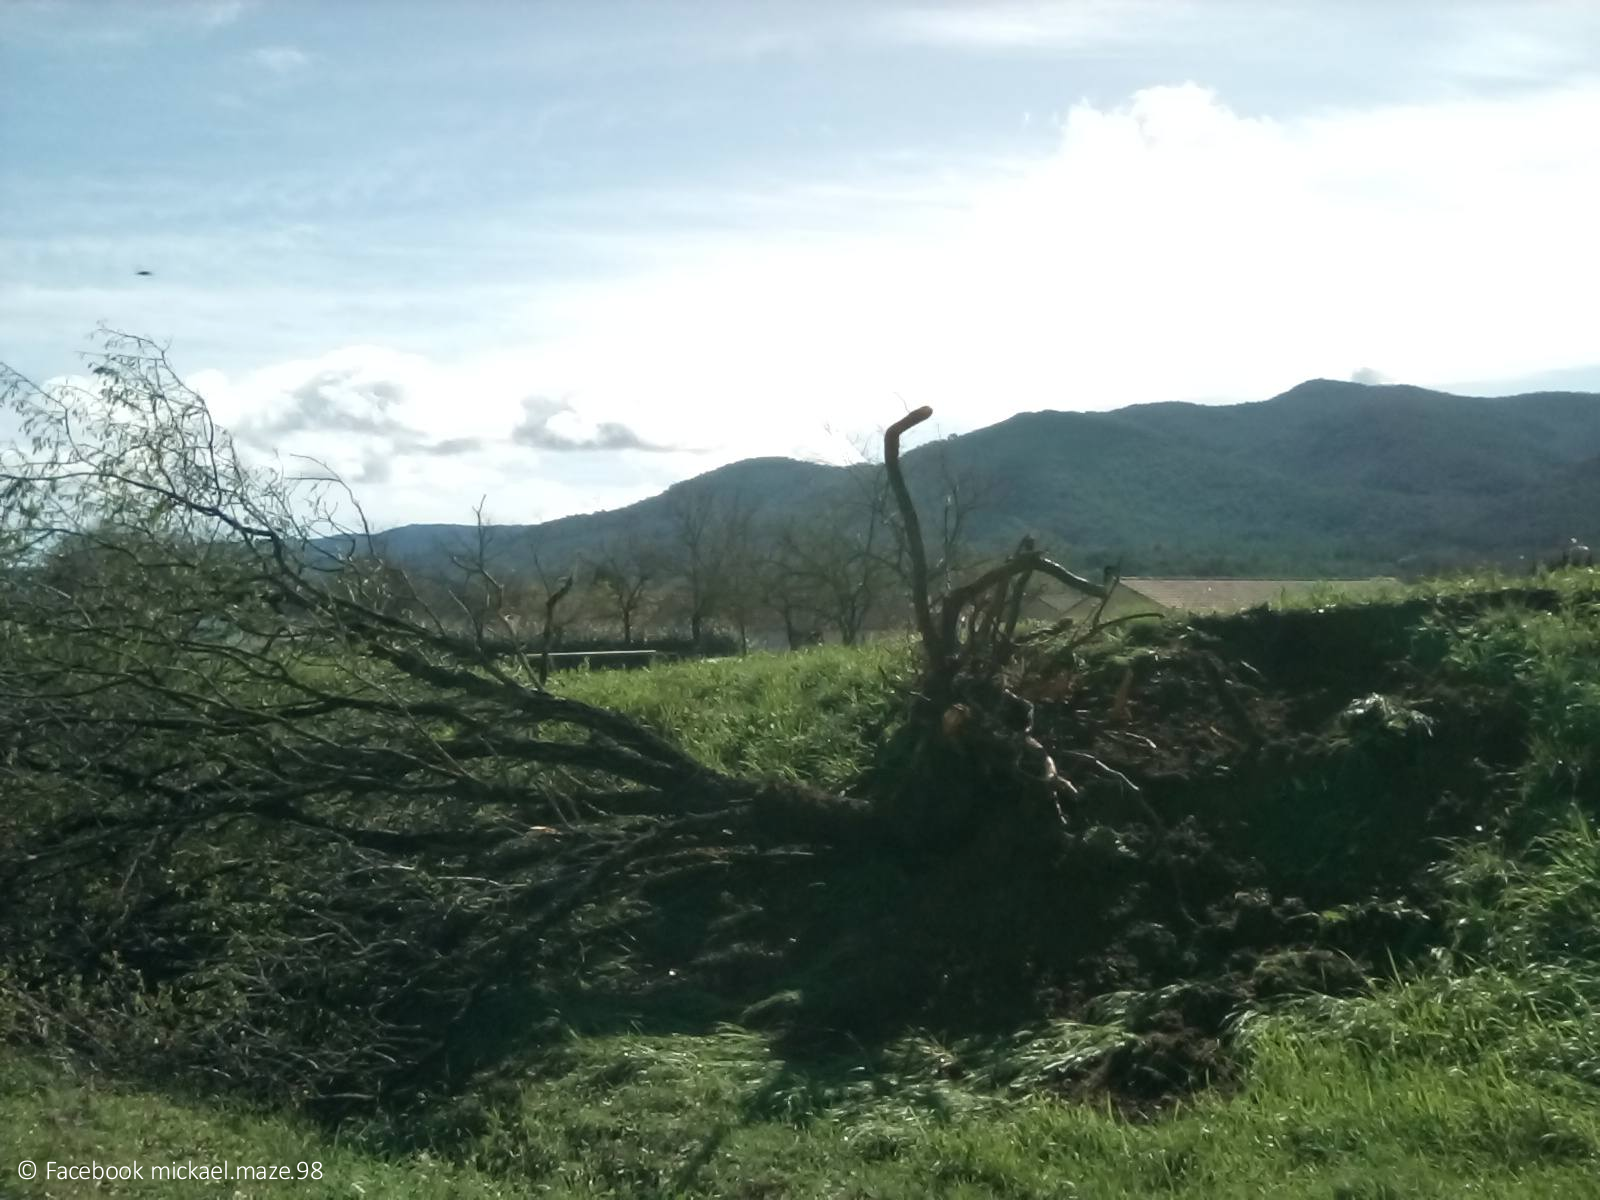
[{"left": 4, "top": 1, "right": 1599, "bottom": 529}]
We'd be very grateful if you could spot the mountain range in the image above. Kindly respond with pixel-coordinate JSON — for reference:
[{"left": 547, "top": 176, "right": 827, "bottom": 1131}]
[{"left": 362, "top": 379, "right": 1600, "bottom": 579}]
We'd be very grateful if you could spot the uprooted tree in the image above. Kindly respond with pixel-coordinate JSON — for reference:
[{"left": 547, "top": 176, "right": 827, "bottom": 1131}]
[
  {"left": 870, "top": 405, "right": 1117, "bottom": 845},
  {"left": 0, "top": 335, "right": 1119, "bottom": 1112}
]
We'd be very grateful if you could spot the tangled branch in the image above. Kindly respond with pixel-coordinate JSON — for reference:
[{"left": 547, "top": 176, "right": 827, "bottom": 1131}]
[{"left": 0, "top": 333, "right": 860, "bottom": 1108}]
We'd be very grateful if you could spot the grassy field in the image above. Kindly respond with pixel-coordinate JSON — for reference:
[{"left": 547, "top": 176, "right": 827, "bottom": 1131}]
[
  {"left": 553, "top": 640, "right": 912, "bottom": 790},
  {"left": 7, "top": 575, "right": 1600, "bottom": 1197}
]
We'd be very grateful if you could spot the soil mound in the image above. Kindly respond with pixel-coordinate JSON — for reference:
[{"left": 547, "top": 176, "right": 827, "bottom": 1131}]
[{"left": 609, "top": 592, "right": 1540, "bottom": 1107}]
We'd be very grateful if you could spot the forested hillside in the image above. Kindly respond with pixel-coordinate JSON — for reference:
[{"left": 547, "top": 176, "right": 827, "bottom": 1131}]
[{"left": 369, "top": 380, "right": 1600, "bottom": 579}]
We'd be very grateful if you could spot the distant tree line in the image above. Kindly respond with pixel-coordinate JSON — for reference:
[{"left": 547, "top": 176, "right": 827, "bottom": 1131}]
[{"left": 358, "top": 445, "right": 999, "bottom": 657}]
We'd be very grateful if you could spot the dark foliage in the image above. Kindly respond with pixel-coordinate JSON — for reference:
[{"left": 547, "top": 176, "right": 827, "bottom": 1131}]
[{"left": 0, "top": 336, "right": 867, "bottom": 1113}]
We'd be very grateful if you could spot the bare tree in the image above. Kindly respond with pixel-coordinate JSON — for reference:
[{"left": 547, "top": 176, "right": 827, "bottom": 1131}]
[
  {"left": 722, "top": 520, "right": 764, "bottom": 655},
  {"left": 661, "top": 484, "right": 760, "bottom": 650},
  {"left": 765, "top": 478, "right": 897, "bottom": 646},
  {"left": 590, "top": 531, "right": 658, "bottom": 647},
  {"left": 926, "top": 436, "right": 1000, "bottom": 590},
  {"left": 757, "top": 521, "right": 826, "bottom": 648}
]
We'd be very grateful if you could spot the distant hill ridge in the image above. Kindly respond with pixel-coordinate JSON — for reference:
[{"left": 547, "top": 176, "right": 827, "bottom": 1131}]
[{"left": 366, "top": 380, "right": 1600, "bottom": 578}]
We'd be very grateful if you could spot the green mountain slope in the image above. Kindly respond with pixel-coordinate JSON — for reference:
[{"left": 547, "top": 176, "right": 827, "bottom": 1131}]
[{"left": 367, "top": 381, "right": 1600, "bottom": 577}]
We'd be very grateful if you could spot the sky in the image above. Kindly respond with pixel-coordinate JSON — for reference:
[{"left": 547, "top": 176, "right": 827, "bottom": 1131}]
[{"left": 4, "top": 0, "right": 1600, "bottom": 530}]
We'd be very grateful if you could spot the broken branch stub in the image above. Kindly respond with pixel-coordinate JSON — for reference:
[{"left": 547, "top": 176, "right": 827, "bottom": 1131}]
[
  {"left": 885, "top": 405, "right": 939, "bottom": 662},
  {"left": 882, "top": 404, "right": 1107, "bottom": 676}
]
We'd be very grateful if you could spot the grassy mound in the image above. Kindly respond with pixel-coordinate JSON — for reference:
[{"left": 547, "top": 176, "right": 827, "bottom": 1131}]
[{"left": 532, "top": 584, "right": 1573, "bottom": 1060}]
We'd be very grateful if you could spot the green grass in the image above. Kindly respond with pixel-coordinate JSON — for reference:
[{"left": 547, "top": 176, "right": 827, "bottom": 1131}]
[
  {"left": 1274, "top": 564, "right": 1596, "bottom": 611},
  {"left": 11, "top": 578, "right": 1600, "bottom": 1197},
  {"left": 442, "top": 1021, "right": 1598, "bottom": 1198},
  {"left": 10, "top": 1017, "right": 1600, "bottom": 1198},
  {"left": 0, "top": 1055, "right": 510, "bottom": 1199},
  {"left": 551, "top": 641, "right": 913, "bottom": 790}
]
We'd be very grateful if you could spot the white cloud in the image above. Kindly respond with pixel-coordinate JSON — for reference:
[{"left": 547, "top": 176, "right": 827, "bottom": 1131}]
[
  {"left": 879, "top": 0, "right": 1600, "bottom": 92},
  {"left": 193, "top": 347, "right": 503, "bottom": 443},
  {"left": 0, "top": 0, "right": 256, "bottom": 48},
  {"left": 184, "top": 348, "right": 705, "bottom": 528},
  {"left": 880, "top": 1, "right": 1188, "bottom": 51},
  {"left": 478, "top": 79, "right": 1600, "bottom": 437},
  {"left": 1423, "top": 6, "right": 1600, "bottom": 88},
  {"left": 16, "top": 77, "right": 1600, "bottom": 528},
  {"left": 194, "top": 0, "right": 253, "bottom": 29},
  {"left": 251, "top": 45, "right": 310, "bottom": 74}
]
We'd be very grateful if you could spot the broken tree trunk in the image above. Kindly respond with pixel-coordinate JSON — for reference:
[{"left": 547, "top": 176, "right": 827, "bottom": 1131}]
[{"left": 874, "top": 405, "right": 1114, "bottom": 847}]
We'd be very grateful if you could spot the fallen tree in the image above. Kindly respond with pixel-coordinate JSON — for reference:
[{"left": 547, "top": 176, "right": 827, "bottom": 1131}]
[
  {"left": 0, "top": 335, "right": 1119, "bottom": 1112},
  {"left": 0, "top": 336, "right": 879, "bottom": 1106}
]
